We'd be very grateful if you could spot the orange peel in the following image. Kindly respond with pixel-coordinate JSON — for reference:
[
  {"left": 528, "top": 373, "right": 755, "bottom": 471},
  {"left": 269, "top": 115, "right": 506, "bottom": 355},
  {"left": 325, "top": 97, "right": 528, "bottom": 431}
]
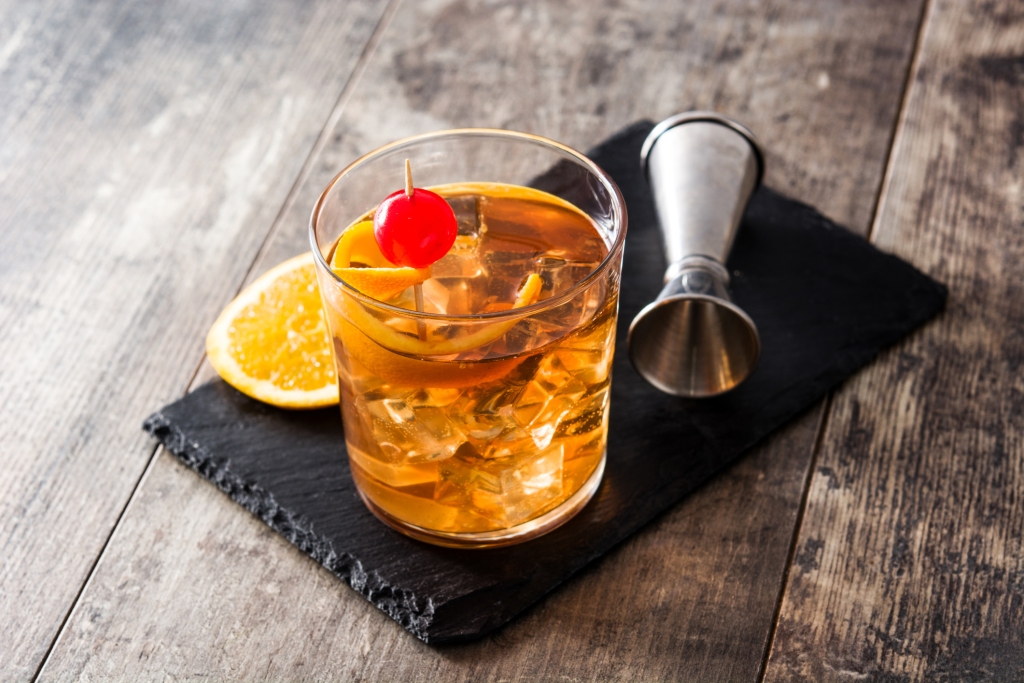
[
  {"left": 337, "top": 318, "right": 526, "bottom": 388},
  {"left": 343, "top": 273, "right": 543, "bottom": 358},
  {"left": 330, "top": 220, "right": 431, "bottom": 301}
]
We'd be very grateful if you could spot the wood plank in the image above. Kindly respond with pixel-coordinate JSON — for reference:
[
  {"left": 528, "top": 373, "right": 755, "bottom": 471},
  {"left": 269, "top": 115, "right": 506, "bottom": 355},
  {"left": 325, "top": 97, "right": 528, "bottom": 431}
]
[
  {"left": 764, "top": 0, "right": 1024, "bottom": 680},
  {"left": 38, "top": 417, "right": 821, "bottom": 682},
  {"left": 0, "top": 1, "right": 389, "bottom": 679},
  {"left": 37, "top": 0, "right": 925, "bottom": 680}
]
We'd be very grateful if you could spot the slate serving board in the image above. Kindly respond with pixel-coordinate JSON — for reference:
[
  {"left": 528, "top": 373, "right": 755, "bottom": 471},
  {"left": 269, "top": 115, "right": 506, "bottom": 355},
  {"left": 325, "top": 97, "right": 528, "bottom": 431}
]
[{"left": 144, "top": 120, "right": 947, "bottom": 644}]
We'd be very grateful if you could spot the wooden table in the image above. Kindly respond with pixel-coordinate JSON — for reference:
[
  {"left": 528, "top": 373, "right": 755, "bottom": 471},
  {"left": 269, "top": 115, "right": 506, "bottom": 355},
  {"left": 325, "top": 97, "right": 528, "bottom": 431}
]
[{"left": 2, "top": 0, "right": 1021, "bottom": 680}]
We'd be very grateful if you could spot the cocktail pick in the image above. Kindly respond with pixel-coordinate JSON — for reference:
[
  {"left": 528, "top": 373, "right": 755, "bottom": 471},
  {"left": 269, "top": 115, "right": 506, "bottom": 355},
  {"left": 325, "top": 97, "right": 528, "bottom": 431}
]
[
  {"left": 404, "top": 161, "right": 426, "bottom": 333},
  {"left": 373, "top": 158, "right": 457, "bottom": 339},
  {"left": 628, "top": 112, "right": 764, "bottom": 398}
]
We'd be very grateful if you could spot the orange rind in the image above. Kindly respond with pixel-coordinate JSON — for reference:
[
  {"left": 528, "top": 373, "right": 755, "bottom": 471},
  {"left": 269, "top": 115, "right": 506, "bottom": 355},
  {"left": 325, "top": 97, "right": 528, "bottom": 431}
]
[
  {"left": 331, "top": 220, "right": 431, "bottom": 301},
  {"left": 337, "top": 318, "right": 526, "bottom": 388},
  {"left": 343, "top": 273, "right": 543, "bottom": 358}
]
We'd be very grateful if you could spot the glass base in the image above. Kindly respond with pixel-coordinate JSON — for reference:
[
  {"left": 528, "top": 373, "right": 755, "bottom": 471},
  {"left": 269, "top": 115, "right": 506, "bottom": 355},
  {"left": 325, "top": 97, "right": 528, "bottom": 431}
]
[{"left": 357, "top": 452, "right": 606, "bottom": 549}]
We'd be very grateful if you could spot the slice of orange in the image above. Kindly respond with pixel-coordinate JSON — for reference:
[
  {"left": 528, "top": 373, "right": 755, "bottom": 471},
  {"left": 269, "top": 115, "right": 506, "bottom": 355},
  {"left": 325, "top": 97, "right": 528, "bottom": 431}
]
[
  {"left": 206, "top": 253, "right": 338, "bottom": 409},
  {"left": 331, "top": 220, "right": 430, "bottom": 300}
]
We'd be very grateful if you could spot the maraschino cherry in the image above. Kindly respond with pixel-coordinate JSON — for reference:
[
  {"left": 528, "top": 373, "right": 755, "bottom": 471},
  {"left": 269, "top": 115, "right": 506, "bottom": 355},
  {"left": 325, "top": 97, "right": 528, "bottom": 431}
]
[{"left": 373, "top": 159, "right": 457, "bottom": 269}]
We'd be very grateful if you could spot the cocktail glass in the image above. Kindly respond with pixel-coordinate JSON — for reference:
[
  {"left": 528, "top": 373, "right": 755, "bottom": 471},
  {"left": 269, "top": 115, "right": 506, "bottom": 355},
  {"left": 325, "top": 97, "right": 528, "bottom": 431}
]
[{"left": 310, "top": 129, "right": 626, "bottom": 548}]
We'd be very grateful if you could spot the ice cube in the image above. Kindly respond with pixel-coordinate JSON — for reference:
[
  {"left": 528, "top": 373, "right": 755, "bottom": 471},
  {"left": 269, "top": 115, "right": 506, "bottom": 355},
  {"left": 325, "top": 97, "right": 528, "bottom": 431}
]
[
  {"left": 534, "top": 352, "right": 583, "bottom": 387},
  {"left": 479, "top": 423, "right": 534, "bottom": 459},
  {"left": 504, "top": 353, "right": 545, "bottom": 386},
  {"left": 535, "top": 254, "right": 602, "bottom": 295},
  {"left": 433, "top": 256, "right": 487, "bottom": 281},
  {"left": 349, "top": 370, "right": 389, "bottom": 397},
  {"left": 558, "top": 301, "right": 616, "bottom": 355},
  {"left": 420, "top": 278, "right": 450, "bottom": 314},
  {"left": 446, "top": 195, "right": 485, "bottom": 240},
  {"left": 435, "top": 443, "right": 564, "bottom": 525},
  {"left": 361, "top": 390, "right": 466, "bottom": 464},
  {"left": 555, "top": 382, "right": 610, "bottom": 440},
  {"left": 554, "top": 346, "right": 611, "bottom": 386},
  {"left": 431, "top": 276, "right": 474, "bottom": 314},
  {"left": 484, "top": 250, "right": 541, "bottom": 280},
  {"left": 434, "top": 195, "right": 487, "bottom": 280},
  {"left": 499, "top": 315, "right": 570, "bottom": 355},
  {"left": 448, "top": 383, "right": 525, "bottom": 455},
  {"left": 511, "top": 380, "right": 550, "bottom": 429},
  {"left": 382, "top": 396, "right": 414, "bottom": 422},
  {"left": 513, "top": 355, "right": 588, "bottom": 447},
  {"left": 348, "top": 444, "right": 440, "bottom": 488},
  {"left": 356, "top": 469, "right": 494, "bottom": 532},
  {"left": 422, "top": 386, "right": 463, "bottom": 408}
]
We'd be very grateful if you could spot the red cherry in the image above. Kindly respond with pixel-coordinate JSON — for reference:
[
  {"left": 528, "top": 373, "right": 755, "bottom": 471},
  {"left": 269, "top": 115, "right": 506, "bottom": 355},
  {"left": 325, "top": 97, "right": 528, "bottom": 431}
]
[{"left": 373, "top": 188, "right": 458, "bottom": 268}]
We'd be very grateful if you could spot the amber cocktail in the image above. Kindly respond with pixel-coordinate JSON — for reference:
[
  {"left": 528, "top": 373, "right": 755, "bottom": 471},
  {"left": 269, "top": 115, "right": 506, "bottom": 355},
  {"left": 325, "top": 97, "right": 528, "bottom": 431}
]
[{"left": 311, "top": 130, "right": 626, "bottom": 547}]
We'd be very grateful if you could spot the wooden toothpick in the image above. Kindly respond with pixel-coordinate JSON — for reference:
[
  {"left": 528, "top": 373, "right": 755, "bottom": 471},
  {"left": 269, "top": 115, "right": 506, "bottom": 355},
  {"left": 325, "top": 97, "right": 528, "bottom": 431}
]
[
  {"left": 413, "top": 285, "right": 427, "bottom": 341},
  {"left": 405, "top": 158, "right": 427, "bottom": 340}
]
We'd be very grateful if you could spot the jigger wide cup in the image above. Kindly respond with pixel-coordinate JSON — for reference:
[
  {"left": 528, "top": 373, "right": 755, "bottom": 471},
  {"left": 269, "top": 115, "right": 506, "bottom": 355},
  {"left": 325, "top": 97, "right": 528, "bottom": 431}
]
[{"left": 628, "top": 112, "right": 764, "bottom": 398}]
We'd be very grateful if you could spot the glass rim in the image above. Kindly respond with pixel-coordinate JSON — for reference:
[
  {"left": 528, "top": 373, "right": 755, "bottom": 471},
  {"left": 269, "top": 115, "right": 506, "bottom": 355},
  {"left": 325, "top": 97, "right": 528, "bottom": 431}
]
[{"left": 308, "top": 127, "right": 628, "bottom": 322}]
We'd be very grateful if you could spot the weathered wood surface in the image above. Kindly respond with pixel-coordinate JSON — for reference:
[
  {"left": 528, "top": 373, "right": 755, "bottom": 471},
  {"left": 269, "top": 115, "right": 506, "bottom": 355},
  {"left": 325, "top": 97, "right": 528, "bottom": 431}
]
[
  {"left": 36, "top": 0, "right": 925, "bottom": 680},
  {"left": 0, "top": 0, "right": 390, "bottom": 679},
  {"left": 764, "top": 0, "right": 1024, "bottom": 680}
]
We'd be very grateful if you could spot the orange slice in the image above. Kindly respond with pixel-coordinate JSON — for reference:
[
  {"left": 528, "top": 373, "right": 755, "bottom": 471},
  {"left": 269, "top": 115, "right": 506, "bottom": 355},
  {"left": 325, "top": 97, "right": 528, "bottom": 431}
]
[
  {"left": 331, "top": 220, "right": 430, "bottom": 300},
  {"left": 206, "top": 253, "right": 338, "bottom": 409}
]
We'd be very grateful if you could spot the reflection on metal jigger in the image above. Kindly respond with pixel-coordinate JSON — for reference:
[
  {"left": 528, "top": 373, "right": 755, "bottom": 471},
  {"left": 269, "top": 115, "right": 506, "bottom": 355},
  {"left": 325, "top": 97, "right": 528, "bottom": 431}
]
[{"left": 628, "top": 112, "right": 764, "bottom": 398}]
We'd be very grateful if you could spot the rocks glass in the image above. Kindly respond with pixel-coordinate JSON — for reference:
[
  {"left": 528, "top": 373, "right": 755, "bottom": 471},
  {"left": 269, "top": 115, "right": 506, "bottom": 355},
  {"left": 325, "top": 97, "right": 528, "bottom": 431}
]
[{"left": 310, "top": 130, "right": 626, "bottom": 548}]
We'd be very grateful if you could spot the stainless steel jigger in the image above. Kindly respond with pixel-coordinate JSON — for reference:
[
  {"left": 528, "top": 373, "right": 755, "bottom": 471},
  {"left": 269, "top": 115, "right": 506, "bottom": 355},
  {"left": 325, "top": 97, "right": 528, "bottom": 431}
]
[{"left": 628, "top": 112, "right": 764, "bottom": 398}]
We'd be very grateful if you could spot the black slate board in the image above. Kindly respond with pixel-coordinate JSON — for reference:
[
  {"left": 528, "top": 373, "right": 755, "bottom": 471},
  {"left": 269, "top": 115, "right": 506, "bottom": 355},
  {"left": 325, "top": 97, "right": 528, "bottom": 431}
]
[{"left": 144, "top": 120, "right": 947, "bottom": 644}]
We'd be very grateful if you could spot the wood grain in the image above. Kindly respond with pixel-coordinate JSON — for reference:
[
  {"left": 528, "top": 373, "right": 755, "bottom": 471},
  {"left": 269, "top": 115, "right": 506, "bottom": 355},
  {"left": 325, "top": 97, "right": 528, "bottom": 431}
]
[
  {"left": 37, "top": 0, "right": 925, "bottom": 680},
  {"left": 764, "top": 0, "right": 1024, "bottom": 680},
  {"left": 38, "top": 414, "right": 821, "bottom": 682},
  {"left": 0, "top": 1, "right": 389, "bottom": 679}
]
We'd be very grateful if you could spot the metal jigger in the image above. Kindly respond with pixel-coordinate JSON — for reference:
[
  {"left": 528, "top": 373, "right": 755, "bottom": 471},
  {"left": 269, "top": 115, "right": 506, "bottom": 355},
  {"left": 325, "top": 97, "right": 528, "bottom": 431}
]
[{"left": 628, "top": 112, "right": 764, "bottom": 398}]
